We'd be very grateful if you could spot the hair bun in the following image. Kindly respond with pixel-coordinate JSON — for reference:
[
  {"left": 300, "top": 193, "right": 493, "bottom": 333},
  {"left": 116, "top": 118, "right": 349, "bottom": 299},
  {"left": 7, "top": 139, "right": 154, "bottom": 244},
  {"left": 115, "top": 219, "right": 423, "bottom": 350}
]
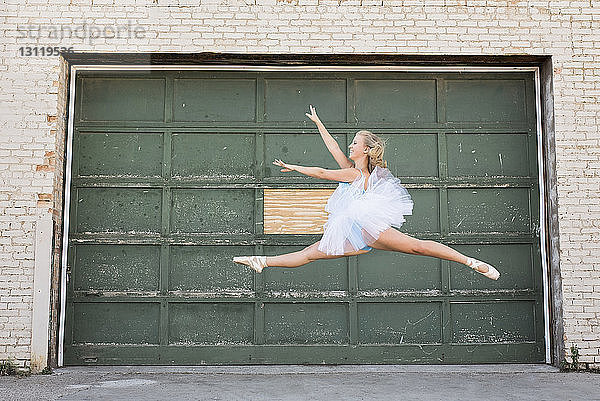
[{"left": 357, "top": 130, "right": 388, "bottom": 172}]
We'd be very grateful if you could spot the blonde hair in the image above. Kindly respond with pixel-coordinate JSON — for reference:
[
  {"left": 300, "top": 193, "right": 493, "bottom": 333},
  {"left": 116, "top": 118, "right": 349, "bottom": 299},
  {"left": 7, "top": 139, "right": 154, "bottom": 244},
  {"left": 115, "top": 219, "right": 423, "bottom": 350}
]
[{"left": 356, "top": 130, "right": 387, "bottom": 173}]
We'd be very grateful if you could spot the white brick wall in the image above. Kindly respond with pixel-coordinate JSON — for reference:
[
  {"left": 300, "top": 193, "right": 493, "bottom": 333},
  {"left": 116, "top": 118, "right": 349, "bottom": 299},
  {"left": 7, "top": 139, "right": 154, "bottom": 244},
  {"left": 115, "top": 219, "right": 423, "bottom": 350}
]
[{"left": 1, "top": 0, "right": 599, "bottom": 369}]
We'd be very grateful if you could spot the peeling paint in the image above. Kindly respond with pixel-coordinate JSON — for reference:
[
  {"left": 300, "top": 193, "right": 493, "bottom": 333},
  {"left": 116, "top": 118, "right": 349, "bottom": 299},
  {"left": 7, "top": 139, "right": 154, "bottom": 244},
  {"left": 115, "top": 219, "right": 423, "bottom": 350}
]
[
  {"left": 264, "top": 291, "right": 347, "bottom": 298},
  {"left": 168, "top": 291, "right": 254, "bottom": 298},
  {"left": 358, "top": 290, "right": 442, "bottom": 297}
]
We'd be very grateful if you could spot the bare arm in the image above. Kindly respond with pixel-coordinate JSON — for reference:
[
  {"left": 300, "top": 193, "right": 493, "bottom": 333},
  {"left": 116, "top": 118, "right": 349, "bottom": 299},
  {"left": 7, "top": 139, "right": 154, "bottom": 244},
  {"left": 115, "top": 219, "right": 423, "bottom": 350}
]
[
  {"left": 273, "top": 159, "right": 359, "bottom": 182},
  {"left": 306, "top": 105, "right": 353, "bottom": 169}
]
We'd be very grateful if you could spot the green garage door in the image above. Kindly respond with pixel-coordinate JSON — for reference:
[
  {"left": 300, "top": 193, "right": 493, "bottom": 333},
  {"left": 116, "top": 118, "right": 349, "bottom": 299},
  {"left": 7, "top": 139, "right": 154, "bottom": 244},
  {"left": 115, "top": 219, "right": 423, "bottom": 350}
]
[{"left": 64, "top": 69, "right": 545, "bottom": 364}]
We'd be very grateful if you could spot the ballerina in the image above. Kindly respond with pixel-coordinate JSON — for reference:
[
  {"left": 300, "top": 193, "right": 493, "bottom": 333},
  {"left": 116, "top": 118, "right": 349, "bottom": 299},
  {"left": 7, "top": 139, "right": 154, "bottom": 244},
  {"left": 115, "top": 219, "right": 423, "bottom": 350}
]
[{"left": 233, "top": 105, "right": 500, "bottom": 280}]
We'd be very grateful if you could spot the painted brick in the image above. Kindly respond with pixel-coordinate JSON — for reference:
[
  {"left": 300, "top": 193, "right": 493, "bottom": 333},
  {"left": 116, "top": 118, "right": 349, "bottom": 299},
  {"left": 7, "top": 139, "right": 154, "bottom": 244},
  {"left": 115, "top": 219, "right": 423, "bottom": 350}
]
[{"left": 0, "top": 0, "right": 598, "bottom": 371}]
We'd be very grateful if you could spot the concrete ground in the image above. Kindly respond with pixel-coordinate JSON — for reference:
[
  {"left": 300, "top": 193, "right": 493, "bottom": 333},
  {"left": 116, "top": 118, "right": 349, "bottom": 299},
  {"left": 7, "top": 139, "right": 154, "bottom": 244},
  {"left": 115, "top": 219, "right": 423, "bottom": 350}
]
[{"left": 1, "top": 364, "right": 599, "bottom": 401}]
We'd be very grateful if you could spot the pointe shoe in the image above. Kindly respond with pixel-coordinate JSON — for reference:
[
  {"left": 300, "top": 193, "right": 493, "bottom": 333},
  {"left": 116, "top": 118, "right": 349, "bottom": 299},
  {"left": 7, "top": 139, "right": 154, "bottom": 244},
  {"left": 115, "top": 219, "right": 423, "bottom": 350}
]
[
  {"left": 465, "top": 257, "right": 500, "bottom": 280},
  {"left": 233, "top": 256, "right": 267, "bottom": 273}
]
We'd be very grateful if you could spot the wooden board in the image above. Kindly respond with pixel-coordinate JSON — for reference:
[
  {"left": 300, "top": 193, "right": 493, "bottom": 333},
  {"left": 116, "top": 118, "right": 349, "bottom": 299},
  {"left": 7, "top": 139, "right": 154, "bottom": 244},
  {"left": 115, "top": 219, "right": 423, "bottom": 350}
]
[{"left": 263, "top": 188, "right": 334, "bottom": 234}]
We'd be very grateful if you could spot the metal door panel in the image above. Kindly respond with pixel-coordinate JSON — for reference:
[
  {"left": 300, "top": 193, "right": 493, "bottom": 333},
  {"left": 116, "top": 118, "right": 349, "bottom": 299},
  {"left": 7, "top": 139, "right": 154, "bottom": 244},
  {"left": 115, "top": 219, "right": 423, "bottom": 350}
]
[
  {"left": 170, "top": 189, "right": 254, "bottom": 234},
  {"left": 171, "top": 133, "right": 256, "bottom": 179},
  {"left": 446, "top": 133, "right": 530, "bottom": 177},
  {"left": 358, "top": 302, "right": 442, "bottom": 344},
  {"left": 263, "top": 303, "right": 349, "bottom": 344},
  {"left": 447, "top": 188, "right": 531, "bottom": 233},
  {"left": 398, "top": 188, "right": 440, "bottom": 234},
  {"left": 75, "top": 187, "right": 163, "bottom": 233},
  {"left": 449, "top": 244, "right": 535, "bottom": 291},
  {"left": 264, "top": 78, "right": 347, "bottom": 122},
  {"left": 168, "top": 303, "right": 255, "bottom": 345},
  {"left": 385, "top": 133, "right": 439, "bottom": 178},
  {"left": 78, "top": 132, "right": 164, "bottom": 177},
  {"left": 79, "top": 77, "right": 165, "bottom": 122},
  {"left": 355, "top": 79, "right": 437, "bottom": 123},
  {"left": 74, "top": 244, "right": 160, "bottom": 292},
  {"left": 173, "top": 78, "right": 257, "bottom": 122},
  {"left": 263, "top": 246, "right": 348, "bottom": 292},
  {"left": 451, "top": 301, "right": 536, "bottom": 343},
  {"left": 169, "top": 245, "right": 254, "bottom": 292},
  {"left": 72, "top": 302, "right": 160, "bottom": 345},
  {"left": 445, "top": 79, "right": 527, "bottom": 123},
  {"left": 357, "top": 251, "right": 442, "bottom": 292},
  {"left": 264, "top": 133, "right": 346, "bottom": 179}
]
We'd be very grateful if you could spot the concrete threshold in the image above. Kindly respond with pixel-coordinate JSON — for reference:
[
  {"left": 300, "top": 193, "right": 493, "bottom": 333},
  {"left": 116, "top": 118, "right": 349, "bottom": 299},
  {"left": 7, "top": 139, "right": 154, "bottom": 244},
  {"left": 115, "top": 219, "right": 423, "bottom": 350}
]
[{"left": 55, "top": 363, "right": 559, "bottom": 375}]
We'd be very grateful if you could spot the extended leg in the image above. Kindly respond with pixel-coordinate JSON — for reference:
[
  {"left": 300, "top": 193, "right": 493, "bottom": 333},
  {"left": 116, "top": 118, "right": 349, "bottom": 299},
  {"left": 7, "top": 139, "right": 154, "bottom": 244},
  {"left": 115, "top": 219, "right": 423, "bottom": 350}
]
[
  {"left": 371, "top": 228, "right": 468, "bottom": 263},
  {"left": 266, "top": 241, "right": 369, "bottom": 268},
  {"left": 371, "top": 228, "right": 500, "bottom": 280},
  {"left": 233, "top": 241, "right": 370, "bottom": 271}
]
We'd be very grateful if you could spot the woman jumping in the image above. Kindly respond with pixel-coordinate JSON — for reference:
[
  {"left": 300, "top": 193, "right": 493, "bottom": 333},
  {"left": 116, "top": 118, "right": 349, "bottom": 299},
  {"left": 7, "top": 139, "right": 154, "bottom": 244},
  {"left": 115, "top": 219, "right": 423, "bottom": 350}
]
[{"left": 233, "top": 105, "right": 500, "bottom": 280}]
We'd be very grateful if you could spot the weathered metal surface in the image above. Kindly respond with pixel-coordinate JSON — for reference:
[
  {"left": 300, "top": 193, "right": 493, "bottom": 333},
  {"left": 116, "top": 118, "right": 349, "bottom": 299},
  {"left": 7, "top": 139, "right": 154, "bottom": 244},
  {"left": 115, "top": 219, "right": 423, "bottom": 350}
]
[
  {"left": 169, "top": 245, "right": 254, "bottom": 292},
  {"left": 78, "top": 132, "right": 163, "bottom": 178},
  {"left": 264, "top": 78, "right": 347, "bottom": 122},
  {"left": 171, "top": 133, "right": 255, "bottom": 179},
  {"left": 448, "top": 244, "right": 534, "bottom": 291},
  {"left": 446, "top": 133, "right": 530, "bottom": 177},
  {"left": 358, "top": 302, "right": 442, "bottom": 344},
  {"left": 447, "top": 188, "right": 531, "bottom": 233},
  {"left": 264, "top": 303, "right": 349, "bottom": 344},
  {"left": 65, "top": 343, "right": 544, "bottom": 365},
  {"left": 170, "top": 189, "right": 254, "bottom": 234},
  {"left": 173, "top": 78, "right": 257, "bottom": 122},
  {"left": 72, "top": 302, "right": 160, "bottom": 345},
  {"left": 75, "top": 187, "right": 162, "bottom": 234},
  {"left": 263, "top": 245, "right": 348, "bottom": 292},
  {"left": 384, "top": 134, "right": 439, "bottom": 178},
  {"left": 64, "top": 70, "right": 545, "bottom": 365},
  {"left": 445, "top": 79, "right": 526, "bottom": 123},
  {"left": 451, "top": 301, "right": 536, "bottom": 343},
  {"left": 169, "top": 302, "right": 254, "bottom": 345},
  {"left": 79, "top": 77, "right": 165, "bottom": 121},
  {"left": 397, "top": 189, "right": 440, "bottom": 234},
  {"left": 355, "top": 79, "right": 437, "bottom": 123},
  {"left": 74, "top": 244, "right": 160, "bottom": 292},
  {"left": 264, "top": 133, "right": 345, "bottom": 179},
  {"left": 357, "top": 250, "right": 442, "bottom": 292}
]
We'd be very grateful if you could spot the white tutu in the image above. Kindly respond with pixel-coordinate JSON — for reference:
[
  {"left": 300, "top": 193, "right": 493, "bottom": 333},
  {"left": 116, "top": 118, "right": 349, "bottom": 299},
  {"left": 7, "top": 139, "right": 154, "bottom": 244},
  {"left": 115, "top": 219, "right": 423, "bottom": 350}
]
[{"left": 317, "top": 166, "right": 414, "bottom": 255}]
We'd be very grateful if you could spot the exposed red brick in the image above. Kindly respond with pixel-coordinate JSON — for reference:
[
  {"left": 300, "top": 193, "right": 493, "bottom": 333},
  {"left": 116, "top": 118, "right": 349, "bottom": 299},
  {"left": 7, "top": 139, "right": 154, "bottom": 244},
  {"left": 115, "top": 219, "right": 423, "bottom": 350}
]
[{"left": 36, "top": 165, "right": 55, "bottom": 172}]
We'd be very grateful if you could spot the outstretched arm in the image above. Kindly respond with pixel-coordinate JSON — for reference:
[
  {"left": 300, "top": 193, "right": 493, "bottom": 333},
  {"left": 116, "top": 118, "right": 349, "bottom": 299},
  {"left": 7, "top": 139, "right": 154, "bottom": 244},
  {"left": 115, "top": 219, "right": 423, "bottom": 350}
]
[
  {"left": 273, "top": 159, "right": 359, "bottom": 182},
  {"left": 306, "top": 105, "right": 353, "bottom": 169}
]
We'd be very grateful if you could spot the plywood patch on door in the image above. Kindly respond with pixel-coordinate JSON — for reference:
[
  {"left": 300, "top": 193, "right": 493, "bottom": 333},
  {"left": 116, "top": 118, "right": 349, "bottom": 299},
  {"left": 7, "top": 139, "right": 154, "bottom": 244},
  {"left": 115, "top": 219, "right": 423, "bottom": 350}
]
[{"left": 263, "top": 189, "right": 334, "bottom": 234}]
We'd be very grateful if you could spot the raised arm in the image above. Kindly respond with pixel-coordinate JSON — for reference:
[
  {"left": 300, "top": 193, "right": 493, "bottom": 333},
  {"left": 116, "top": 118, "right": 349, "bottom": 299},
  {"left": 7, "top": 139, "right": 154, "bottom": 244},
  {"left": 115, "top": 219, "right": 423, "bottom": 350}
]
[
  {"left": 306, "top": 105, "right": 353, "bottom": 169},
  {"left": 273, "top": 159, "right": 359, "bottom": 182}
]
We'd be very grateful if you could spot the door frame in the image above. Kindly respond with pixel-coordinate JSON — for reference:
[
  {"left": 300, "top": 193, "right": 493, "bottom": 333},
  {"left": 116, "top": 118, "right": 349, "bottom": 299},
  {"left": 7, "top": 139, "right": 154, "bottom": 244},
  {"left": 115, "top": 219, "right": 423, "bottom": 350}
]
[{"left": 57, "top": 63, "right": 557, "bottom": 366}]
